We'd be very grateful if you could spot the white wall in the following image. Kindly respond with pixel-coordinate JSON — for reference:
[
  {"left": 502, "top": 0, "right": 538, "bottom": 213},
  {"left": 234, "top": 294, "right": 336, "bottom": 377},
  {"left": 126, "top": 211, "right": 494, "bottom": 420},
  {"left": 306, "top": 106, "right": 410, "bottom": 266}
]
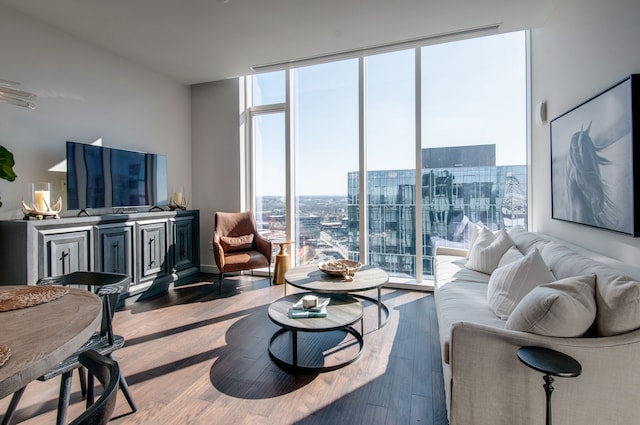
[
  {"left": 0, "top": 4, "right": 191, "bottom": 220},
  {"left": 191, "top": 79, "right": 243, "bottom": 271},
  {"left": 530, "top": 0, "right": 640, "bottom": 264}
]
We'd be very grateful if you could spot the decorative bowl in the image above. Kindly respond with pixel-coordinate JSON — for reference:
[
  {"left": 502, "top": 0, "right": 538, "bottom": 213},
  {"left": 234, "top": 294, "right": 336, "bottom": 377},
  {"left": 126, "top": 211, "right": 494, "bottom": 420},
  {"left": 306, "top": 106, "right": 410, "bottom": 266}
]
[{"left": 317, "top": 259, "right": 362, "bottom": 276}]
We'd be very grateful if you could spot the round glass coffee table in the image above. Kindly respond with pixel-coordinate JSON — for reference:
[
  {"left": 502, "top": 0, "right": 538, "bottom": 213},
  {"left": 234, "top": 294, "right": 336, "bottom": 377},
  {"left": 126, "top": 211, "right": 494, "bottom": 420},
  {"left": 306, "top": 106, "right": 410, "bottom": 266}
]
[
  {"left": 268, "top": 293, "right": 364, "bottom": 372},
  {"left": 284, "top": 263, "right": 390, "bottom": 329}
]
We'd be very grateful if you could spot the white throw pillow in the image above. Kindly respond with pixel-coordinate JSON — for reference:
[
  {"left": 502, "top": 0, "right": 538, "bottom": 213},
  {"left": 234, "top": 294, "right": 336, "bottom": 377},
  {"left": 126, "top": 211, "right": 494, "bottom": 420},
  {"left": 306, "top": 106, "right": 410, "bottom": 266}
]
[
  {"left": 596, "top": 276, "right": 640, "bottom": 336},
  {"left": 465, "top": 223, "right": 482, "bottom": 259},
  {"left": 497, "top": 246, "right": 524, "bottom": 268},
  {"left": 466, "top": 228, "right": 514, "bottom": 274},
  {"left": 487, "top": 248, "right": 555, "bottom": 319},
  {"left": 541, "top": 242, "right": 640, "bottom": 336},
  {"left": 505, "top": 275, "right": 597, "bottom": 337}
]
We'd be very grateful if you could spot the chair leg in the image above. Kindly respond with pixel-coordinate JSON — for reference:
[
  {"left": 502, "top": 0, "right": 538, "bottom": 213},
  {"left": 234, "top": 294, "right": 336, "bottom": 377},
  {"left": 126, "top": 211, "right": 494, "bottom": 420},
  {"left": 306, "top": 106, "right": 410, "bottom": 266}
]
[
  {"left": 85, "top": 371, "right": 94, "bottom": 408},
  {"left": 1, "top": 386, "right": 26, "bottom": 425},
  {"left": 78, "top": 366, "right": 87, "bottom": 399},
  {"left": 219, "top": 273, "right": 223, "bottom": 295},
  {"left": 56, "top": 371, "right": 73, "bottom": 425},
  {"left": 118, "top": 375, "right": 138, "bottom": 412},
  {"left": 109, "top": 353, "right": 137, "bottom": 413},
  {"left": 268, "top": 267, "right": 272, "bottom": 286}
]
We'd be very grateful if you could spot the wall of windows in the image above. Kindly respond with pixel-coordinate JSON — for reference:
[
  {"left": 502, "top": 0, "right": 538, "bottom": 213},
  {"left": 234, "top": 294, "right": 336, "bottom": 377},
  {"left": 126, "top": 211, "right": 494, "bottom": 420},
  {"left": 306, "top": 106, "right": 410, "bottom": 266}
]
[{"left": 247, "top": 31, "right": 528, "bottom": 284}]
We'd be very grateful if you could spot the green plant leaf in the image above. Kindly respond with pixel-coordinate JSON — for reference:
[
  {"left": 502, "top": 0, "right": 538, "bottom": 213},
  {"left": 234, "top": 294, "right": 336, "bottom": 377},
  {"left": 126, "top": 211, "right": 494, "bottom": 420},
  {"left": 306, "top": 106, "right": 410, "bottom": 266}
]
[{"left": 0, "top": 145, "right": 17, "bottom": 182}]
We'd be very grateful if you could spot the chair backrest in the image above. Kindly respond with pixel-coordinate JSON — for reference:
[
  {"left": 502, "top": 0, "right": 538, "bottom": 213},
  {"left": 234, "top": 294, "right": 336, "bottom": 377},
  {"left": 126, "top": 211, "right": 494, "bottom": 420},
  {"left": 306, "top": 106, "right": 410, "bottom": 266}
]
[
  {"left": 37, "top": 272, "right": 127, "bottom": 343},
  {"left": 68, "top": 350, "right": 120, "bottom": 425},
  {"left": 214, "top": 211, "right": 258, "bottom": 238}
]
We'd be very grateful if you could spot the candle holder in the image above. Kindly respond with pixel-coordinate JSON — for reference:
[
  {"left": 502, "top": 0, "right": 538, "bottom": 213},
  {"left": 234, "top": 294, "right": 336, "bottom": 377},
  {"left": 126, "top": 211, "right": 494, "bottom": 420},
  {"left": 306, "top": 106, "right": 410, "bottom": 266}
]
[
  {"left": 22, "top": 182, "right": 62, "bottom": 220},
  {"left": 32, "top": 182, "right": 51, "bottom": 211},
  {"left": 168, "top": 188, "right": 189, "bottom": 210}
]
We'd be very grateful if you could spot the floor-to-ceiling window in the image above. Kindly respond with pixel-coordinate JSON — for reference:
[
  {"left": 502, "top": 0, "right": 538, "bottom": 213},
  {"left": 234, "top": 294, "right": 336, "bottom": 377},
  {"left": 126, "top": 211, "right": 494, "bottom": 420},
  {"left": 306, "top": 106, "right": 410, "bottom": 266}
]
[
  {"left": 420, "top": 32, "right": 527, "bottom": 276},
  {"left": 251, "top": 111, "right": 286, "bottom": 238},
  {"left": 364, "top": 49, "right": 416, "bottom": 279},
  {"left": 293, "top": 60, "right": 359, "bottom": 265},
  {"left": 247, "top": 30, "right": 528, "bottom": 285},
  {"left": 250, "top": 73, "right": 286, "bottom": 239}
]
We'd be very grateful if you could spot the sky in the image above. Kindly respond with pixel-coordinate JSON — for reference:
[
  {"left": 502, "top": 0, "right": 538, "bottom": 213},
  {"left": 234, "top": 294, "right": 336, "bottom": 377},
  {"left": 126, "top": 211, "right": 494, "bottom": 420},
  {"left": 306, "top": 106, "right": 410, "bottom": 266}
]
[{"left": 252, "top": 31, "right": 527, "bottom": 197}]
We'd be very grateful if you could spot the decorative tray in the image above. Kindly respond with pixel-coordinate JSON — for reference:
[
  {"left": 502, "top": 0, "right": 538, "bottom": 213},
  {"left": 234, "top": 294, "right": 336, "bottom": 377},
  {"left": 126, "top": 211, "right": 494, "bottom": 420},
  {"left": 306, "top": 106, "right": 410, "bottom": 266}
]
[
  {"left": 0, "top": 285, "right": 69, "bottom": 312},
  {"left": 317, "top": 259, "right": 362, "bottom": 276},
  {"left": 0, "top": 344, "right": 10, "bottom": 367}
]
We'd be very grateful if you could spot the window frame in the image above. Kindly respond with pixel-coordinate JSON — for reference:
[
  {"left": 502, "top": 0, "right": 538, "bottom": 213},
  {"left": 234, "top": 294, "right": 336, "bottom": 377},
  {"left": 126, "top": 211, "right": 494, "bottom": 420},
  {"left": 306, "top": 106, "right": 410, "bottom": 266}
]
[{"left": 245, "top": 31, "right": 531, "bottom": 288}]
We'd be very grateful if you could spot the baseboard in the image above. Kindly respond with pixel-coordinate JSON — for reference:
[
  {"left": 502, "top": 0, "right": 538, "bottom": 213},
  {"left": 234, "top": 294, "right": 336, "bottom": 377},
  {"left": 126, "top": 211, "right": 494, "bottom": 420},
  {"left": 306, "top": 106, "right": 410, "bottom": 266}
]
[{"left": 200, "top": 264, "right": 220, "bottom": 274}]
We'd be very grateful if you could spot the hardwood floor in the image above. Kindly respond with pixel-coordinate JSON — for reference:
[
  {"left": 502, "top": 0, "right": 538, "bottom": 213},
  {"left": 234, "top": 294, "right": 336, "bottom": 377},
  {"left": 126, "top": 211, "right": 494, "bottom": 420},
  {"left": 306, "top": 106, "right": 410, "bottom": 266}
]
[{"left": 1, "top": 274, "right": 448, "bottom": 425}]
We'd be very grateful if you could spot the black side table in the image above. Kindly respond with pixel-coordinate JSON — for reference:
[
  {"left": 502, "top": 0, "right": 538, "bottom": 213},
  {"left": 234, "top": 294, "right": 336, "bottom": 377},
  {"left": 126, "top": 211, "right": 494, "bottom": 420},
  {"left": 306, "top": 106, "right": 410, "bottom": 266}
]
[{"left": 517, "top": 346, "right": 582, "bottom": 425}]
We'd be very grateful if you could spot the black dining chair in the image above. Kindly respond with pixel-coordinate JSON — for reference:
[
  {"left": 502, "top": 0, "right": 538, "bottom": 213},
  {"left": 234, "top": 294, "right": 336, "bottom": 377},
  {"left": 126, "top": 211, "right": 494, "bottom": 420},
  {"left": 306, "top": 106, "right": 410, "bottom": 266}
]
[
  {"left": 2, "top": 272, "right": 137, "bottom": 425},
  {"left": 68, "top": 349, "right": 120, "bottom": 425}
]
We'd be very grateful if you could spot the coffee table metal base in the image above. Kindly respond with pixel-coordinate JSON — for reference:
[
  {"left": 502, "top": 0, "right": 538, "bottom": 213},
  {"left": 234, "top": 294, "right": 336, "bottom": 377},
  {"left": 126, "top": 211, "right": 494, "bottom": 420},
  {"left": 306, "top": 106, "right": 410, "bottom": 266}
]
[
  {"left": 268, "top": 327, "right": 364, "bottom": 372},
  {"left": 352, "top": 290, "right": 390, "bottom": 329}
]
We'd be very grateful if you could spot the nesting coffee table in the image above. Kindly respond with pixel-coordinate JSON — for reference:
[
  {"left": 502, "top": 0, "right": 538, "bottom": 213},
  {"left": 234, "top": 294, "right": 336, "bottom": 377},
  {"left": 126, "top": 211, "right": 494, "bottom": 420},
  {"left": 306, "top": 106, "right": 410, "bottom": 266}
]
[
  {"left": 268, "top": 293, "right": 364, "bottom": 371},
  {"left": 284, "top": 263, "right": 390, "bottom": 328},
  {"left": 267, "top": 263, "right": 389, "bottom": 372}
]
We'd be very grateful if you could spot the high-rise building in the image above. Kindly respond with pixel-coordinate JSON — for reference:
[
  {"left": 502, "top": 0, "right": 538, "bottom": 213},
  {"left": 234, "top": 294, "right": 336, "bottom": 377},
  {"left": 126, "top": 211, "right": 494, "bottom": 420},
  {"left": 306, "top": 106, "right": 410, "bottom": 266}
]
[
  {"left": 347, "top": 145, "right": 527, "bottom": 279},
  {"left": 422, "top": 144, "right": 496, "bottom": 168}
]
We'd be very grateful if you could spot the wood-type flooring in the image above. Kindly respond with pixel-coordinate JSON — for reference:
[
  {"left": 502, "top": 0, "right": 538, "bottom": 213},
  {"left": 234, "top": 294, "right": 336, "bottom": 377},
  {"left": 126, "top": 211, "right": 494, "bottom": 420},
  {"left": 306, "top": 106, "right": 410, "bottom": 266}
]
[{"left": 0, "top": 274, "right": 448, "bottom": 425}]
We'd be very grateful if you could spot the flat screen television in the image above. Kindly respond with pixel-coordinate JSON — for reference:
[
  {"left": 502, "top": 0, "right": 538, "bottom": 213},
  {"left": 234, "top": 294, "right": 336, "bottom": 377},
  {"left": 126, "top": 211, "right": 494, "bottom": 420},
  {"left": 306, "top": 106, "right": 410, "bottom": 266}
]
[{"left": 66, "top": 141, "right": 168, "bottom": 211}]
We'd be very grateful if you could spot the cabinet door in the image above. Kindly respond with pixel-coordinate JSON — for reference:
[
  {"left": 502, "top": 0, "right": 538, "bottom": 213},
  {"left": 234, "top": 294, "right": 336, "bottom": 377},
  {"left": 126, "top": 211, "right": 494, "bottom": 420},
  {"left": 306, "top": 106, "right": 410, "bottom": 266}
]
[
  {"left": 42, "top": 230, "right": 90, "bottom": 277},
  {"left": 97, "top": 226, "right": 133, "bottom": 276},
  {"left": 172, "top": 217, "right": 195, "bottom": 272},
  {"left": 139, "top": 222, "right": 168, "bottom": 278}
]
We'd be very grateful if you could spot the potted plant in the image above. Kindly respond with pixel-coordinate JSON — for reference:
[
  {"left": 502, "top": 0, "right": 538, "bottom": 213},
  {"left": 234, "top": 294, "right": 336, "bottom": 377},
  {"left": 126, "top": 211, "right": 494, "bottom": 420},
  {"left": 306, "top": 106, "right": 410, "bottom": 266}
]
[{"left": 0, "top": 145, "right": 17, "bottom": 208}]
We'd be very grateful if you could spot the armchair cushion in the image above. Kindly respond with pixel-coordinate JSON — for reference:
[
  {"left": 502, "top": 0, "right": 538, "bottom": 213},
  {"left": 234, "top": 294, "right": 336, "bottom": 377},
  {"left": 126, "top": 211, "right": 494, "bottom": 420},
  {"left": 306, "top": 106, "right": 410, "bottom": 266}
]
[
  {"left": 213, "top": 211, "right": 272, "bottom": 277},
  {"left": 220, "top": 234, "right": 254, "bottom": 252}
]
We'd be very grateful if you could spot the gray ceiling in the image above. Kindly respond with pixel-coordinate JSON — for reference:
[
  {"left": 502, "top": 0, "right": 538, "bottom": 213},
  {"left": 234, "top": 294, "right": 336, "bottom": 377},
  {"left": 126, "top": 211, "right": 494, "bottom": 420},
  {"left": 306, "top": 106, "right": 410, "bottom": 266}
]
[{"left": 0, "top": 0, "right": 559, "bottom": 85}]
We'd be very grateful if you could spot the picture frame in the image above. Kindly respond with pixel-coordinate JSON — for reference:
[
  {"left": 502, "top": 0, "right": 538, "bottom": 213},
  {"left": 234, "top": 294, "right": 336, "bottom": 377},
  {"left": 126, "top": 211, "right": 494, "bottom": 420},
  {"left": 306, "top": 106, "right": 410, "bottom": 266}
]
[{"left": 550, "top": 74, "right": 640, "bottom": 236}]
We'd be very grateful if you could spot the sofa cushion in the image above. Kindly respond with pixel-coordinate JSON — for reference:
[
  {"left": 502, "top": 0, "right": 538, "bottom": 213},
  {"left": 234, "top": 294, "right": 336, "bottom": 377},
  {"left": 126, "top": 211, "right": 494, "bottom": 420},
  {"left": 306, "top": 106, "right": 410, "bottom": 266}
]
[
  {"left": 434, "top": 280, "right": 506, "bottom": 364},
  {"left": 541, "top": 242, "right": 640, "bottom": 336},
  {"left": 487, "top": 248, "right": 555, "bottom": 319},
  {"left": 507, "top": 226, "right": 550, "bottom": 254},
  {"left": 434, "top": 256, "right": 491, "bottom": 290},
  {"left": 466, "top": 228, "right": 514, "bottom": 274},
  {"left": 220, "top": 234, "right": 254, "bottom": 252},
  {"left": 505, "top": 275, "right": 597, "bottom": 337}
]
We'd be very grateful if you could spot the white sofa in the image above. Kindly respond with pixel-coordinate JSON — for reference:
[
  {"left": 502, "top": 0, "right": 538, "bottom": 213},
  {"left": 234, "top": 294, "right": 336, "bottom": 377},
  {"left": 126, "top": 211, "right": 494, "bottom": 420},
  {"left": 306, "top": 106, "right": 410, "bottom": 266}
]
[{"left": 434, "top": 227, "right": 640, "bottom": 425}]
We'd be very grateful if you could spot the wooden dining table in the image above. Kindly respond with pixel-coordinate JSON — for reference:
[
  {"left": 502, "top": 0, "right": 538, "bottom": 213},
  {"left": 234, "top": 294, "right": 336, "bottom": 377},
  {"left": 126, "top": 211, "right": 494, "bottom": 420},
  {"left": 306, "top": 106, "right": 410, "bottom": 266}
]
[{"left": 0, "top": 286, "right": 102, "bottom": 400}]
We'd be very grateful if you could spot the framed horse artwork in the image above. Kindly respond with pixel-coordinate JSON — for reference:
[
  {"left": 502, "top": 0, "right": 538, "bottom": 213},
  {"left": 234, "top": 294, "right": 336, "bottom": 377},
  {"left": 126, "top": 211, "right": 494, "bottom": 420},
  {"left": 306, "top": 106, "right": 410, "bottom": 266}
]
[{"left": 550, "top": 74, "right": 640, "bottom": 236}]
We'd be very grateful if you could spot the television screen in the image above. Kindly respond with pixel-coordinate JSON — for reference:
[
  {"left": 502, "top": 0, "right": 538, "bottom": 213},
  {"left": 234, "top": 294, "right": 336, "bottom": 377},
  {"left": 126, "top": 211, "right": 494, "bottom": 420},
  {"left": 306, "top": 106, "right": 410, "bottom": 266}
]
[{"left": 66, "top": 141, "right": 168, "bottom": 210}]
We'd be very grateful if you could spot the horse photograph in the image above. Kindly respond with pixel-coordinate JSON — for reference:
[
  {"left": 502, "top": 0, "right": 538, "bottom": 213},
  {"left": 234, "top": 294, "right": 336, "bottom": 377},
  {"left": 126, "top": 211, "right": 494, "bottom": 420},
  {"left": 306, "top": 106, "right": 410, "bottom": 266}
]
[{"left": 551, "top": 75, "right": 638, "bottom": 235}]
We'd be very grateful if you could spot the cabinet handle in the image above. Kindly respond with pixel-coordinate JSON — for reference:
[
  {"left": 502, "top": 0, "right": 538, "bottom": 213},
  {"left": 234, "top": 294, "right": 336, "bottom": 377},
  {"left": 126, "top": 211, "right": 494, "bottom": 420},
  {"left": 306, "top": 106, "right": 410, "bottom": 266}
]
[
  {"left": 113, "top": 240, "right": 120, "bottom": 273},
  {"left": 60, "top": 249, "right": 70, "bottom": 275},
  {"left": 148, "top": 237, "right": 155, "bottom": 267}
]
